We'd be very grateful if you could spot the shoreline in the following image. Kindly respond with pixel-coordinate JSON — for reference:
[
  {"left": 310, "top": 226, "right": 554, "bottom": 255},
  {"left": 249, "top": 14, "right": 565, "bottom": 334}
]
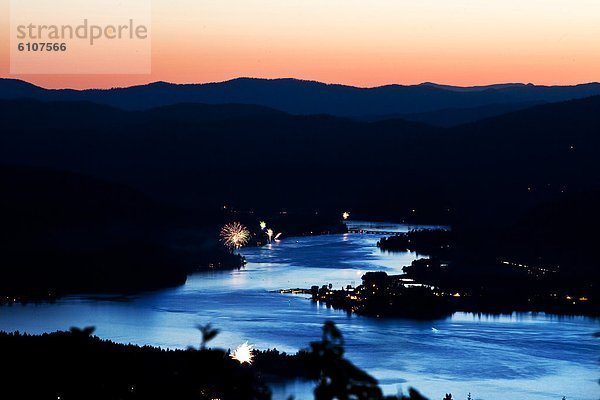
[
  {"left": 6, "top": 224, "right": 597, "bottom": 321},
  {"left": 278, "top": 287, "right": 600, "bottom": 319},
  {"left": 0, "top": 217, "right": 346, "bottom": 306}
]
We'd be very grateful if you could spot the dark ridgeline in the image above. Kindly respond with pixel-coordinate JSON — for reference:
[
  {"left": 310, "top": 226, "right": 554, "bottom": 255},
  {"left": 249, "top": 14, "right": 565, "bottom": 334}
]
[
  {"left": 0, "top": 89, "right": 598, "bottom": 309},
  {"left": 0, "top": 97, "right": 444, "bottom": 218},
  {"left": 0, "top": 95, "right": 599, "bottom": 222},
  {"left": 2, "top": 77, "right": 600, "bottom": 124},
  {"left": 367, "top": 101, "right": 542, "bottom": 127}
]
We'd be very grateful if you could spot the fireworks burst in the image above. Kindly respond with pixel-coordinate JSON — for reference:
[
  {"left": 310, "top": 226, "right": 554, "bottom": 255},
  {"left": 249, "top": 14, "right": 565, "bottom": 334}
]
[
  {"left": 220, "top": 222, "right": 250, "bottom": 250},
  {"left": 266, "top": 228, "right": 274, "bottom": 242},
  {"left": 259, "top": 221, "right": 267, "bottom": 230},
  {"left": 342, "top": 212, "right": 350, "bottom": 220},
  {"left": 230, "top": 341, "right": 254, "bottom": 364}
]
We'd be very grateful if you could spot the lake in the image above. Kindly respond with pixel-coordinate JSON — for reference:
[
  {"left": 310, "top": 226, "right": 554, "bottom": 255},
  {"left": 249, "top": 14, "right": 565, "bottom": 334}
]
[{"left": 0, "top": 221, "right": 598, "bottom": 400}]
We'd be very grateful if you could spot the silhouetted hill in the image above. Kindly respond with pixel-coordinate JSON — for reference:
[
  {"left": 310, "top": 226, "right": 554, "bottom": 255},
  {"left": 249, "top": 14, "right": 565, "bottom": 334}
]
[
  {"left": 0, "top": 78, "right": 48, "bottom": 97},
  {"left": 0, "top": 165, "right": 192, "bottom": 297},
  {"left": 0, "top": 98, "right": 443, "bottom": 218},
  {"left": 438, "top": 96, "right": 600, "bottom": 224},
  {"left": 0, "top": 164, "right": 253, "bottom": 299},
  {"left": 0, "top": 164, "right": 170, "bottom": 229},
  {"left": 0, "top": 96, "right": 599, "bottom": 226},
  {"left": 501, "top": 189, "right": 600, "bottom": 272},
  {"left": 2, "top": 78, "right": 599, "bottom": 120},
  {"left": 145, "top": 102, "right": 286, "bottom": 123},
  {"left": 369, "top": 101, "right": 542, "bottom": 127}
]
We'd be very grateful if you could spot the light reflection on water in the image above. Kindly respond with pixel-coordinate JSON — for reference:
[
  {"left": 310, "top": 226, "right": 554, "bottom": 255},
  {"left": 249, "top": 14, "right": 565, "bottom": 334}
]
[{"left": 0, "top": 222, "right": 598, "bottom": 400}]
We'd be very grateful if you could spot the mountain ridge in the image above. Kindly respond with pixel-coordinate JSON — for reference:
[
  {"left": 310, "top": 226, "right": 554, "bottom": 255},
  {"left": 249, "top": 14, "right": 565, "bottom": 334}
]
[
  {"left": 4, "top": 76, "right": 600, "bottom": 91},
  {"left": 2, "top": 78, "right": 600, "bottom": 126}
]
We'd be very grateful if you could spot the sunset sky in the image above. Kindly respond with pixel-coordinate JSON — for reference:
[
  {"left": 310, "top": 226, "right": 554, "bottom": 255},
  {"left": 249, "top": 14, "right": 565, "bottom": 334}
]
[{"left": 1, "top": 0, "right": 599, "bottom": 89}]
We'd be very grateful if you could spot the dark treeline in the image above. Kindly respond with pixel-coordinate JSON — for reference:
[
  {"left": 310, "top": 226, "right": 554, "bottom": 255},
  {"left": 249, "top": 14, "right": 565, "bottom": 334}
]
[
  {"left": 0, "top": 323, "right": 432, "bottom": 400},
  {"left": 314, "top": 267, "right": 597, "bottom": 318},
  {"left": 313, "top": 272, "right": 452, "bottom": 320},
  {"left": 378, "top": 229, "right": 453, "bottom": 256},
  {"left": 0, "top": 328, "right": 270, "bottom": 400}
]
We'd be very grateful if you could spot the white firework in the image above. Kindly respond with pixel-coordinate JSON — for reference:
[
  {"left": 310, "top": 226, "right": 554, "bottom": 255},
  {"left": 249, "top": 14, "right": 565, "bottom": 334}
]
[
  {"left": 220, "top": 222, "right": 250, "bottom": 250},
  {"left": 230, "top": 341, "right": 254, "bottom": 364}
]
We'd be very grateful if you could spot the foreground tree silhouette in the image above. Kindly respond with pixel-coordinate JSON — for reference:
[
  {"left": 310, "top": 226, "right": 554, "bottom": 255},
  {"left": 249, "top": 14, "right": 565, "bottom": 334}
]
[
  {"left": 309, "top": 321, "right": 429, "bottom": 400},
  {"left": 198, "top": 323, "right": 220, "bottom": 350},
  {"left": 69, "top": 326, "right": 96, "bottom": 337},
  {"left": 309, "top": 320, "right": 381, "bottom": 399}
]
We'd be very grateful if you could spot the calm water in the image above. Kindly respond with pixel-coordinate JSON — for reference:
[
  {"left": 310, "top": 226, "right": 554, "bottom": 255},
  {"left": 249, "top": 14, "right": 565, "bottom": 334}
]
[{"left": 0, "top": 221, "right": 598, "bottom": 400}]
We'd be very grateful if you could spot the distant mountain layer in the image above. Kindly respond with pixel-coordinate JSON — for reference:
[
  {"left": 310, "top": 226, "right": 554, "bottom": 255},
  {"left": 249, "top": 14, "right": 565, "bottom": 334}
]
[
  {"left": 366, "top": 101, "right": 544, "bottom": 127},
  {"left": 0, "top": 164, "right": 189, "bottom": 296},
  {"left": 0, "top": 95, "right": 599, "bottom": 225},
  {"left": 1, "top": 78, "right": 600, "bottom": 126}
]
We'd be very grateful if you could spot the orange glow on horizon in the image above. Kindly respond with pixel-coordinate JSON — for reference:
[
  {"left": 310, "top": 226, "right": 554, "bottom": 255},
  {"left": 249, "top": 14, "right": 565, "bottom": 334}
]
[{"left": 1, "top": 0, "right": 599, "bottom": 89}]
